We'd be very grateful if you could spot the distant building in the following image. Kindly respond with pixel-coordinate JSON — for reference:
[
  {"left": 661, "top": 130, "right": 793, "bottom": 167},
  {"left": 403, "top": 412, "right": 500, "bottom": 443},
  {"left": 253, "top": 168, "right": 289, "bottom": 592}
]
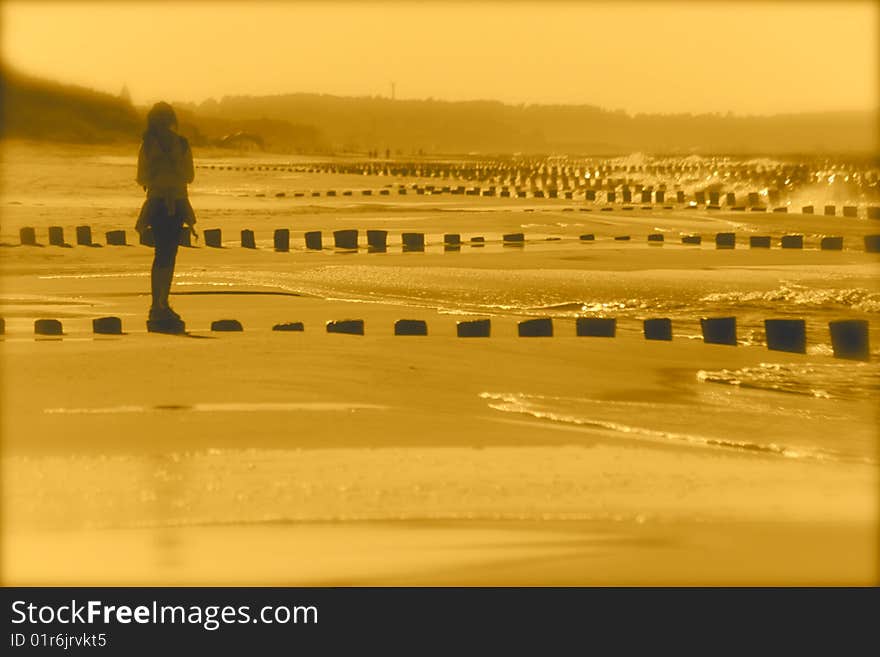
[{"left": 217, "top": 131, "right": 265, "bottom": 151}]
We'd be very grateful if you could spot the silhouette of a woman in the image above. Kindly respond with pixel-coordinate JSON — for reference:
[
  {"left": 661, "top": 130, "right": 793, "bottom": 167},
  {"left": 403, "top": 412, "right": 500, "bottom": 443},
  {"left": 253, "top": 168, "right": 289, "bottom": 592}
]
[{"left": 136, "top": 102, "right": 196, "bottom": 332}]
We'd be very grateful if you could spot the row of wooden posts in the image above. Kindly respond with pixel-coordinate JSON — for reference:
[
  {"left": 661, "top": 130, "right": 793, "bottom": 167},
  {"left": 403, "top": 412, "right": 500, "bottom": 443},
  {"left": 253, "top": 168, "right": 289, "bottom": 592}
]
[
  {"left": 6, "top": 316, "right": 870, "bottom": 361},
  {"left": 190, "top": 175, "right": 880, "bottom": 214},
  {"left": 198, "top": 160, "right": 878, "bottom": 193},
  {"left": 13, "top": 226, "right": 880, "bottom": 252},
  {"left": 219, "top": 159, "right": 870, "bottom": 177}
]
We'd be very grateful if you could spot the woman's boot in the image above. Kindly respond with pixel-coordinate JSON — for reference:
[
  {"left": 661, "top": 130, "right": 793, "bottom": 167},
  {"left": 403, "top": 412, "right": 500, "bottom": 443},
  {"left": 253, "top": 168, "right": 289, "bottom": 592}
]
[
  {"left": 160, "top": 264, "right": 182, "bottom": 322},
  {"left": 148, "top": 265, "right": 184, "bottom": 332}
]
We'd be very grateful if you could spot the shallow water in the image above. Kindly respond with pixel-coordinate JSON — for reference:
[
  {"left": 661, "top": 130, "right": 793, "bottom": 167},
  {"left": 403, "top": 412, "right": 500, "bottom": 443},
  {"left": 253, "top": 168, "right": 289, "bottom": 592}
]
[
  {"left": 696, "top": 361, "right": 880, "bottom": 402},
  {"left": 4, "top": 439, "right": 875, "bottom": 535},
  {"left": 167, "top": 265, "right": 880, "bottom": 320}
]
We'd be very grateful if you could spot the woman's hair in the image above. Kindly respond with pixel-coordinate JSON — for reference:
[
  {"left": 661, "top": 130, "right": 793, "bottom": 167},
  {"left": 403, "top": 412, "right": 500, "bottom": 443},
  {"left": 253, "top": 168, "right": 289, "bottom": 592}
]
[{"left": 145, "top": 102, "right": 178, "bottom": 136}]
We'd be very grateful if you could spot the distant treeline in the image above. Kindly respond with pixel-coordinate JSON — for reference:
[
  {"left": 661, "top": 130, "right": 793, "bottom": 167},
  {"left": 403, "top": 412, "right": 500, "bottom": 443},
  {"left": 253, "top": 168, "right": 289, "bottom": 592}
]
[
  {"left": 191, "top": 94, "right": 877, "bottom": 155},
  {"left": 1, "top": 67, "right": 876, "bottom": 155}
]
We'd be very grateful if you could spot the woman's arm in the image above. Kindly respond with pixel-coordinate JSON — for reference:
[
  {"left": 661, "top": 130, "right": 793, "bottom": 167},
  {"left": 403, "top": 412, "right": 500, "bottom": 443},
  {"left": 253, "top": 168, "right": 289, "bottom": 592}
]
[
  {"left": 136, "top": 142, "right": 149, "bottom": 188},
  {"left": 181, "top": 137, "right": 195, "bottom": 184}
]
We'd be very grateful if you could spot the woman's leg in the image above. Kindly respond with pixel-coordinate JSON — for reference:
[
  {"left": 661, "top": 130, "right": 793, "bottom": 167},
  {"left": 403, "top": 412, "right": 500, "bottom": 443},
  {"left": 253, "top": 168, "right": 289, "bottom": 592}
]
[
  {"left": 151, "top": 260, "right": 175, "bottom": 310},
  {"left": 151, "top": 219, "right": 181, "bottom": 313}
]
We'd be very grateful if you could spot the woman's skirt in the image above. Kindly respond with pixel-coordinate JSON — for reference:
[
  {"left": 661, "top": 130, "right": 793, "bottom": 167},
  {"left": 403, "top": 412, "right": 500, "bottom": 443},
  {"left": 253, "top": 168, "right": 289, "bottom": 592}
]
[
  {"left": 136, "top": 197, "right": 196, "bottom": 266},
  {"left": 136, "top": 196, "right": 196, "bottom": 236}
]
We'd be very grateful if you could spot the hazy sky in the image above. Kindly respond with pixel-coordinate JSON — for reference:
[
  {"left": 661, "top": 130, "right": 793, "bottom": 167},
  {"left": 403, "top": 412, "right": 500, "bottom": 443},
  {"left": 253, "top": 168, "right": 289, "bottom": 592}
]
[{"left": 2, "top": 1, "right": 876, "bottom": 115}]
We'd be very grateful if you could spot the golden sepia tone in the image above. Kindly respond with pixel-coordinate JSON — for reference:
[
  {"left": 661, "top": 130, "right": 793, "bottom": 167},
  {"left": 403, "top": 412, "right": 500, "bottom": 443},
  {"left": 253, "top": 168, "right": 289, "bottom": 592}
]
[{"left": 0, "top": 1, "right": 877, "bottom": 585}]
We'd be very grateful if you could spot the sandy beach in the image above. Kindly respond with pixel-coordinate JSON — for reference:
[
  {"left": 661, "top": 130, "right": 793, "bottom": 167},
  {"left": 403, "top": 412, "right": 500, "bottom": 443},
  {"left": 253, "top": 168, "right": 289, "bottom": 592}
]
[{"left": 1, "top": 141, "right": 877, "bottom": 585}]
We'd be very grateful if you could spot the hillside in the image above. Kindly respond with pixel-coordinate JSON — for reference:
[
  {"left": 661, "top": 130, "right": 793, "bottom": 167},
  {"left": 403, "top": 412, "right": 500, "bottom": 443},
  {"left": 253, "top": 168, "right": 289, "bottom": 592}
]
[
  {"left": 0, "top": 68, "right": 141, "bottom": 143},
  {"left": 0, "top": 69, "right": 327, "bottom": 153}
]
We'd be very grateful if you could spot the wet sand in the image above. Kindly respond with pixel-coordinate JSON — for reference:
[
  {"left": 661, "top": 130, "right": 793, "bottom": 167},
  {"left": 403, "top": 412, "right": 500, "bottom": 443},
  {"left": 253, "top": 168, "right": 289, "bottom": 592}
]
[{"left": 1, "top": 141, "right": 878, "bottom": 585}]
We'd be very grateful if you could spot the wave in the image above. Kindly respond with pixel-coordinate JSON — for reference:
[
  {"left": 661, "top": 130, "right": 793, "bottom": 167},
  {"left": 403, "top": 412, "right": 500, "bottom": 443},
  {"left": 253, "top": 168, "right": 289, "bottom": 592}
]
[
  {"left": 696, "top": 362, "right": 880, "bottom": 401},
  {"left": 479, "top": 391, "right": 875, "bottom": 464},
  {"left": 700, "top": 284, "right": 880, "bottom": 314}
]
